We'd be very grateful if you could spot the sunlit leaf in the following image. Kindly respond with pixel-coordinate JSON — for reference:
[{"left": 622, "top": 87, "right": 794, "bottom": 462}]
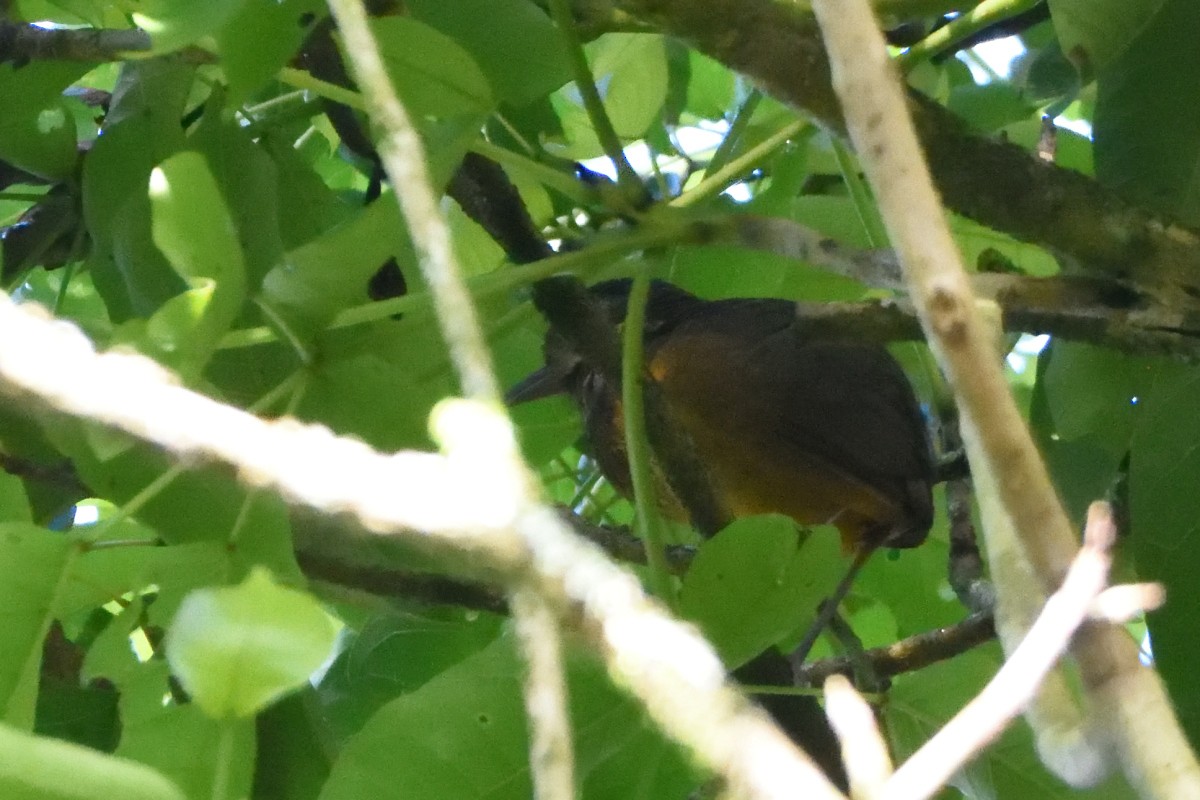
[{"left": 166, "top": 568, "right": 339, "bottom": 719}]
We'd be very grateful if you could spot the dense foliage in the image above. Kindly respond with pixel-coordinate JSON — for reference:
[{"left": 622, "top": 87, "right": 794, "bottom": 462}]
[{"left": 0, "top": 0, "right": 1196, "bottom": 798}]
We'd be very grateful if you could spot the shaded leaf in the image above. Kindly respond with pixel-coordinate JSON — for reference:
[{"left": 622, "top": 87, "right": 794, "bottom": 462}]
[
  {"left": 679, "top": 514, "right": 843, "bottom": 668},
  {"left": 0, "top": 721, "right": 184, "bottom": 800}
]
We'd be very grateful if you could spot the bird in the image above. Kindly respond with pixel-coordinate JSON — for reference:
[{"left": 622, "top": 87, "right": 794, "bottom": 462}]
[{"left": 508, "top": 278, "right": 935, "bottom": 555}]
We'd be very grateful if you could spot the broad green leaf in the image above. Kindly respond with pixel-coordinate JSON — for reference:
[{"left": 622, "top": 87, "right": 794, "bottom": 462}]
[
  {"left": 368, "top": 17, "right": 495, "bottom": 118},
  {"left": 0, "top": 721, "right": 184, "bottom": 800},
  {"left": 147, "top": 151, "right": 248, "bottom": 380},
  {"left": 684, "top": 51, "right": 736, "bottom": 122},
  {"left": 1129, "top": 361, "right": 1200, "bottom": 749},
  {"left": 117, "top": 700, "right": 255, "bottom": 800},
  {"left": 318, "top": 634, "right": 531, "bottom": 800},
  {"left": 679, "top": 514, "right": 843, "bottom": 668},
  {"left": 188, "top": 113, "right": 285, "bottom": 292},
  {"left": 949, "top": 214, "right": 1059, "bottom": 277},
  {"left": 948, "top": 82, "right": 1037, "bottom": 133},
  {"left": 215, "top": 0, "right": 325, "bottom": 104},
  {"left": 589, "top": 33, "right": 668, "bottom": 141},
  {"left": 1094, "top": 0, "right": 1200, "bottom": 225},
  {"left": 0, "top": 471, "right": 31, "bottom": 524},
  {"left": 261, "top": 136, "right": 355, "bottom": 251},
  {"left": 0, "top": 62, "right": 87, "bottom": 179},
  {"left": 165, "top": 568, "right": 339, "bottom": 719},
  {"left": 1048, "top": 0, "right": 1165, "bottom": 76},
  {"left": 855, "top": 527, "right": 961, "bottom": 639},
  {"left": 82, "top": 60, "right": 191, "bottom": 319},
  {"left": 1031, "top": 343, "right": 1152, "bottom": 521},
  {"left": 131, "top": 0, "right": 246, "bottom": 54},
  {"left": 666, "top": 239, "right": 865, "bottom": 303},
  {"left": 1011, "top": 39, "right": 1081, "bottom": 106},
  {"left": 254, "top": 692, "right": 334, "bottom": 800},
  {"left": 34, "top": 678, "right": 120, "bottom": 752},
  {"left": 317, "top": 608, "right": 503, "bottom": 740},
  {"left": 260, "top": 195, "right": 410, "bottom": 338},
  {"left": 43, "top": 424, "right": 300, "bottom": 581},
  {"left": 319, "top": 633, "right": 694, "bottom": 800},
  {"left": 407, "top": 0, "right": 570, "bottom": 106},
  {"left": 297, "top": 349, "right": 445, "bottom": 452},
  {"left": 1038, "top": 342, "right": 1145, "bottom": 444},
  {"left": 0, "top": 524, "right": 74, "bottom": 727}
]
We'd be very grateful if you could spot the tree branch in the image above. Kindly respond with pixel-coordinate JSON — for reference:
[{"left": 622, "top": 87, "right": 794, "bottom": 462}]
[
  {"left": 0, "top": 21, "right": 213, "bottom": 64},
  {"left": 794, "top": 612, "right": 995, "bottom": 688},
  {"left": 604, "top": 0, "right": 1200, "bottom": 297}
]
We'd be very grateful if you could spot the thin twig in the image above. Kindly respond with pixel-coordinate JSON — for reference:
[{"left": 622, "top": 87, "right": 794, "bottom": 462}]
[
  {"left": 882, "top": 504, "right": 1116, "bottom": 800},
  {"left": 793, "top": 612, "right": 994, "bottom": 688}
]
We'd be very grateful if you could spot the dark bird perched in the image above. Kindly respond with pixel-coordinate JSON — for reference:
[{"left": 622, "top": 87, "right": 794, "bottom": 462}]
[
  {"left": 508, "top": 279, "right": 936, "bottom": 554},
  {"left": 509, "top": 278, "right": 935, "bottom": 786}
]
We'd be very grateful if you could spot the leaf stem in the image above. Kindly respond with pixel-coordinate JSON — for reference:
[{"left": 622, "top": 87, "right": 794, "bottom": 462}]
[
  {"left": 621, "top": 271, "right": 676, "bottom": 607},
  {"left": 671, "top": 120, "right": 806, "bottom": 208},
  {"left": 897, "top": 0, "right": 1041, "bottom": 69},
  {"left": 830, "top": 134, "right": 889, "bottom": 247},
  {"left": 546, "top": 0, "right": 642, "bottom": 199}
]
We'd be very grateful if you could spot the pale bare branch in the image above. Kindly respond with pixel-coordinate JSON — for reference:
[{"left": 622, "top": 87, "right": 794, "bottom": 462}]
[
  {"left": 825, "top": 675, "right": 891, "bottom": 800},
  {"left": 809, "top": 0, "right": 1200, "bottom": 796},
  {"left": 511, "top": 588, "right": 576, "bottom": 800}
]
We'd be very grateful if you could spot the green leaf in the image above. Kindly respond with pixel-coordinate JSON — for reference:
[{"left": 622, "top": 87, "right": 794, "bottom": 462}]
[
  {"left": 683, "top": 51, "right": 735, "bottom": 121},
  {"left": 260, "top": 195, "right": 410, "bottom": 338},
  {"left": 117, "top": 701, "right": 255, "bottom": 800},
  {"left": 1129, "top": 361, "right": 1200, "bottom": 750},
  {"left": 0, "top": 524, "right": 74, "bottom": 727},
  {"left": 0, "top": 721, "right": 185, "bottom": 800},
  {"left": 589, "top": 33, "right": 668, "bottom": 140},
  {"left": 146, "top": 151, "right": 248, "bottom": 379},
  {"left": 165, "top": 567, "right": 339, "bottom": 719},
  {"left": 82, "top": 60, "right": 192, "bottom": 319},
  {"left": 0, "top": 62, "right": 87, "bottom": 179},
  {"left": 131, "top": 0, "right": 247, "bottom": 54},
  {"left": 319, "top": 632, "right": 694, "bottom": 800},
  {"left": 318, "top": 634, "right": 530, "bottom": 800},
  {"left": 215, "top": 0, "right": 325, "bottom": 104},
  {"left": 317, "top": 608, "right": 503, "bottom": 740},
  {"left": 407, "top": 0, "right": 569, "bottom": 106},
  {"left": 679, "top": 515, "right": 844, "bottom": 668},
  {"left": 367, "top": 17, "right": 495, "bottom": 118},
  {"left": 188, "top": 113, "right": 286, "bottom": 292},
  {"left": 1094, "top": 0, "right": 1200, "bottom": 225},
  {"left": 1048, "top": 0, "right": 1165, "bottom": 76}
]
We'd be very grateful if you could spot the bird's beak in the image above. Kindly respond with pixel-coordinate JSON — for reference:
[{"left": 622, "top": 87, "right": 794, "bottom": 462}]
[{"left": 505, "top": 360, "right": 575, "bottom": 405}]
